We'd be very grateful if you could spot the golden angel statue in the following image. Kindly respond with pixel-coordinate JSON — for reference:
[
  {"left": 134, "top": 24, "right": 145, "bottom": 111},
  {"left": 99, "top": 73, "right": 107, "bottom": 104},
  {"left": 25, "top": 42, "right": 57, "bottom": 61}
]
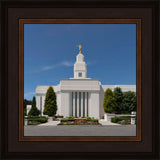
[{"left": 78, "top": 44, "right": 82, "bottom": 53}]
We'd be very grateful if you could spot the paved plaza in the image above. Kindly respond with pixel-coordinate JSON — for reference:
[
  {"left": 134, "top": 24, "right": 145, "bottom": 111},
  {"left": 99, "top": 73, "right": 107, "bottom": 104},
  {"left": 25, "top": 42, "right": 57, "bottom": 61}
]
[{"left": 24, "top": 124, "right": 136, "bottom": 136}]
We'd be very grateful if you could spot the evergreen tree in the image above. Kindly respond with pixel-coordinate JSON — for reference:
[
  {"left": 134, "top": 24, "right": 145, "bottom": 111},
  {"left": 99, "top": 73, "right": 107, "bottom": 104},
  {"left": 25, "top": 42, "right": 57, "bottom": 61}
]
[
  {"left": 114, "top": 87, "right": 123, "bottom": 114},
  {"left": 122, "top": 91, "right": 136, "bottom": 114},
  {"left": 103, "top": 88, "right": 116, "bottom": 113},
  {"left": 43, "top": 86, "right": 57, "bottom": 116},
  {"left": 28, "top": 96, "right": 41, "bottom": 116},
  {"left": 23, "top": 99, "right": 32, "bottom": 109}
]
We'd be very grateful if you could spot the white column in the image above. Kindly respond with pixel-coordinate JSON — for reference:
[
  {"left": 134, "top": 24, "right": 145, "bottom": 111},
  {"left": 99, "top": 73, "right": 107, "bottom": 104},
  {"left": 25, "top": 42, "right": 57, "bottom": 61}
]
[
  {"left": 75, "top": 92, "right": 77, "bottom": 117},
  {"left": 83, "top": 92, "right": 85, "bottom": 117},
  {"left": 79, "top": 92, "right": 81, "bottom": 117},
  {"left": 81, "top": 92, "right": 83, "bottom": 117},
  {"left": 70, "top": 92, "right": 73, "bottom": 116},
  {"left": 77, "top": 92, "right": 79, "bottom": 117},
  {"left": 85, "top": 92, "right": 87, "bottom": 117},
  {"left": 73, "top": 92, "right": 75, "bottom": 117},
  {"left": 87, "top": 92, "right": 89, "bottom": 117}
]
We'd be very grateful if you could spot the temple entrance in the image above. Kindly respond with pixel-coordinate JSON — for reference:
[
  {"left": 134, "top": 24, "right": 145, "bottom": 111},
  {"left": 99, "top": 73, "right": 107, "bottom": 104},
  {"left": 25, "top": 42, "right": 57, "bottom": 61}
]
[{"left": 71, "top": 92, "right": 89, "bottom": 117}]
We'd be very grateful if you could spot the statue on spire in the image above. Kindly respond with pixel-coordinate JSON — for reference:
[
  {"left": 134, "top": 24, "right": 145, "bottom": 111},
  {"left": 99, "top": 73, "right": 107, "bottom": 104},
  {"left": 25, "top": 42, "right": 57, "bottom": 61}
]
[{"left": 78, "top": 44, "right": 82, "bottom": 53}]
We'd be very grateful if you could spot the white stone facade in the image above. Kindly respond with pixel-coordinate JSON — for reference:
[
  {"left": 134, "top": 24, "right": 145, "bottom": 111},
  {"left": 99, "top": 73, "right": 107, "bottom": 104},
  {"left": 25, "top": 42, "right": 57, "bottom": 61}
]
[
  {"left": 36, "top": 50, "right": 136, "bottom": 119},
  {"left": 26, "top": 105, "right": 32, "bottom": 115}
]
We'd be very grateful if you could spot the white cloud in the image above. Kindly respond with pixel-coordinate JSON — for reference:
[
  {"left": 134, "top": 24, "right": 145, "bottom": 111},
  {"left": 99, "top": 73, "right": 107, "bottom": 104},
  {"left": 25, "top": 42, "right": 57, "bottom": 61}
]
[
  {"left": 33, "top": 60, "right": 95, "bottom": 73},
  {"left": 61, "top": 61, "right": 73, "bottom": 67},
  {"left": 34, "top": 61, "right": 74, "bottom": 73},
  {"left": 87, "top": 61, "right": 97, "bottom": 66},
  {"left": 41, "top": 66, "right": 53, "bottom": 71}
]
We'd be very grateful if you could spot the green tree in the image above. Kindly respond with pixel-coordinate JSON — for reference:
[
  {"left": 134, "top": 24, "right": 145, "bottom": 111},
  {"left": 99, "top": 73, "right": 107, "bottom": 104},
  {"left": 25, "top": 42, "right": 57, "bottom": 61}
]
[
  {"left": 28, "top": 96, "right": 41, "bottom": 116},
  {"left": 114, "top": 87, "right": 123, "bottom": 114},
  {"left": 43, "top": 86, "right": 57, "bottom": 116},
  {"left": 23, "top": 99, "right": 32, "bottom": 109},
  {"left": 103, "top": 88, "right": 116, "bottom": 113},
  {"left": 122, "top": 91, "right": 136, "bottom": 114}
]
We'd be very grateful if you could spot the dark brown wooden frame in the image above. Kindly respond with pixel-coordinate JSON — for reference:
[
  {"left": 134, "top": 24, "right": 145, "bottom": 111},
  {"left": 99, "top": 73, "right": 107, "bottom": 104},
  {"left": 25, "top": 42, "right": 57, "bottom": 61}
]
[
  {"left": 19, "top": 19, "right": 141, "bottom": 142},
  {"left": 1, "top": 0, "right": 159, "bottom": 159}
]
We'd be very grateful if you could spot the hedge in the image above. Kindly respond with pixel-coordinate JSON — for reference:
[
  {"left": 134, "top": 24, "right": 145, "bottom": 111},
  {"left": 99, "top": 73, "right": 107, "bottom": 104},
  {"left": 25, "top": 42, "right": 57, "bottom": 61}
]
[
  {"left": 54, "top": 115, "right": 64, "bottom": 118},
  {"left": 28, "top": 116, "right": 48, "bottom": 123},
  {"left": 85, "top": 117, "right": 92, "bottom": 121},
  {"left": 111, "top": 116, "right": 130, "bottom": 123},
  {"left": 28, "top": 116, "right": 47, "bottom": 118},
  {"left": 91, "top": 119, "right": 98, "bottom": 122}
]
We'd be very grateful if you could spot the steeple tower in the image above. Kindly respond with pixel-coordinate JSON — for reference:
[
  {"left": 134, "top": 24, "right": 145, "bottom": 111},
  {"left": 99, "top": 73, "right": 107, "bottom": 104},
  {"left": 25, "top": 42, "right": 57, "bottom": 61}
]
[{"left": 74, "top": 45, "right": 87, "bottom": 79}]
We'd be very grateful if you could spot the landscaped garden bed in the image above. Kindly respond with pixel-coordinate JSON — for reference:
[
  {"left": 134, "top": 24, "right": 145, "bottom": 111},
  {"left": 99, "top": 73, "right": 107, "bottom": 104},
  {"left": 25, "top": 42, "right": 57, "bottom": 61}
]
[
  {"left": 28, "top": 116, "right": 48, "bottom": 125},
  {"left": 111, "top": 116, "right": 132, "bottom": 125},
  {"left": 58, "top": 117, "right": 101, "bottom": 125}
]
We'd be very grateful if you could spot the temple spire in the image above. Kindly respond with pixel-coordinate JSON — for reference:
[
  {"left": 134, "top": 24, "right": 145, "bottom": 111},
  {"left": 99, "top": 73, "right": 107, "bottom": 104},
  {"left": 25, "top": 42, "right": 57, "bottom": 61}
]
[{"left": 74, "top": 45, "right": 87, "bottom": 79}]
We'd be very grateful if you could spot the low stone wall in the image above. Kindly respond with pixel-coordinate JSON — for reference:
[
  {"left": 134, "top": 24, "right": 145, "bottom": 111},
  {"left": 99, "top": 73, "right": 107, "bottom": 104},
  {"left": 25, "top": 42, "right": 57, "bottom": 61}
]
[
  {"left": 104, "top": 113, "right": 116, "bottom": 121},
  {"left": 104, "top": 112, "right": 136, "bottom": 125}
]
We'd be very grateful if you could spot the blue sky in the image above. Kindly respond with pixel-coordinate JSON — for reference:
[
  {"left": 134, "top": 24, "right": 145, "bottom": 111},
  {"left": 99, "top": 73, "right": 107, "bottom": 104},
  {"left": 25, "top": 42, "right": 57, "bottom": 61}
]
[{"left": 24, "top": 24, "right": 136, "bottom": 100}]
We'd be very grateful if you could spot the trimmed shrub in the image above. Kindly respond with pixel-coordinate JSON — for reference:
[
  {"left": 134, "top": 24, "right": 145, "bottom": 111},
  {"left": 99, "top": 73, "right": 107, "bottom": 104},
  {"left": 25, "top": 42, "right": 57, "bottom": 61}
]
[
  {"left": 103, "top": 89, "right": 116, "bottom": 113},
  {"left": 68, "top": 116, "right": 75, "bottom": 120},
  {"left": 85, "top": 117, "right": 92, "bottom": 121},
  {"left": 111, "top": 116, "right": 130, "bottom": 123},
  {"left": 28, "top": 116, "right": 46, "bottom": 118},
  {"left": 28, "top": 116, "right": 48, "bottom": 123},
  {"left": 114, "top": 87, "right": 123, "bottom": 114},
  {"left": 111, "top": 117, "right": 119, "bottom": 123},
  {"left": 28, "top": 96, "right": 41, "bottom": 116},
  {"left": 91, "top": 119, "right": 98, "bottom": 122},
  {"left": 28, "top": 121, "right": 41, "bottom": 125},
  {"left": 61, "top": 119, "right": 70, "bottom": 122},
  {"left": 54, "top": 115, "right": 63, "bottom": 118},
  {"left": 43, "top": 86, "right": 57, "bottom": 116}
]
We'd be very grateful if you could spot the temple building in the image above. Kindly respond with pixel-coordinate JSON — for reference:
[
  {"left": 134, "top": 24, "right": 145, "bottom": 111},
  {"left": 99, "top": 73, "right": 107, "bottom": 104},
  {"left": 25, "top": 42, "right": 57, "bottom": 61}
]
[{"left": 36, "top": 45, "right": 136, "bottom": 119}]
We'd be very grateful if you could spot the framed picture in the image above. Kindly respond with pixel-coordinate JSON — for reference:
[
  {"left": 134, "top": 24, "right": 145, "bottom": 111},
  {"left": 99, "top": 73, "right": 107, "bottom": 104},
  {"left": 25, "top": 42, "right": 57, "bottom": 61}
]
[
  {"left": 19, "top": 19, "right": 141, "bottom": 141},
  {"left": 0, "top": 0, "right": 159, "bottom": 159}
]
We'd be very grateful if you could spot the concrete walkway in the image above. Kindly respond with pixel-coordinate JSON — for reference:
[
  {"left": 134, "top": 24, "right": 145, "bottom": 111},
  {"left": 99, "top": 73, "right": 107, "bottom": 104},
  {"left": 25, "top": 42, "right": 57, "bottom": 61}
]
[
  {"left": 38, "top": 120, "right": 60, "bottom": 126},
  {"left": 99, "top": 119, "right": 120, "bottom": 125},
  {"left": 24, "top": 125, "right": 136, "bottom": 136}
]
